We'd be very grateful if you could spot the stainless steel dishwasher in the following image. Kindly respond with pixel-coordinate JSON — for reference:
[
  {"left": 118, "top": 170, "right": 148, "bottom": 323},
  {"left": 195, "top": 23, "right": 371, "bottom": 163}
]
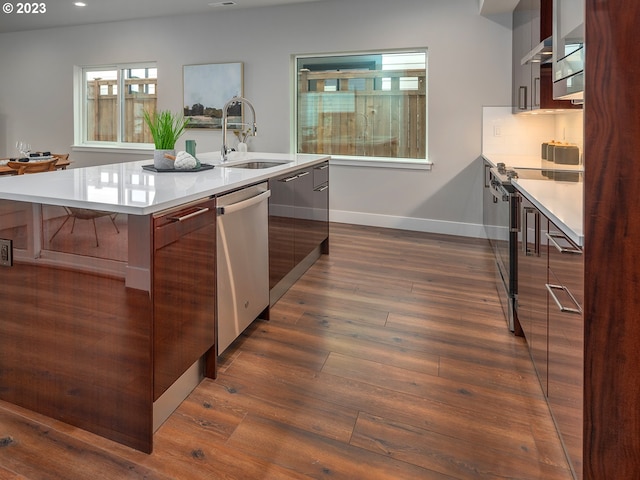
[{"left": 216, "top": 182, "right": 271, "bottom": 355}]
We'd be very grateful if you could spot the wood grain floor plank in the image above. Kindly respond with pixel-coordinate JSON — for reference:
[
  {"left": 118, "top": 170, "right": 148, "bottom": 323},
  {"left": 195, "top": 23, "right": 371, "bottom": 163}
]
[
  {"left": 293, "top": 307, "right": 532, "bottom": 372},
  {"left": 351, "top": 412, "right": 571, "bottom": 480},
  {"left": 192, "top": 375, "right": 359, "bottom": 444},
  {"left": 221, "top": 349, "right": 561, "bottom": 465},
  {"left": 252, "top": 314, "right": 442, "bottom": 376},
  {"left": 437, "top": 355, "right": 547, "bottom": 398},
  {"left": 0, "top": 223, "right": 570, "bottom": 479},
  {"left": 318, "top": 351, "right": 549, "bottom": 424},
  {"left": 0, "top": 409, "right": 170, "bottom": 480},
  {"left": 226, "top": 414, "right": 450, "bottom": 480},
  {"left": 149, "top": 405, "right": 313, "bottom": 480},
  {"left": 0, "top": 466, "right": 29, "bottom": 480}
]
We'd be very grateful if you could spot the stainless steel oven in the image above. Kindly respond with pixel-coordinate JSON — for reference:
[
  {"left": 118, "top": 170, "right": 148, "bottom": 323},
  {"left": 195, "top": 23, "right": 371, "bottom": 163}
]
[{"left": 483, "top": 161, "right": 519, "bottom": 332}]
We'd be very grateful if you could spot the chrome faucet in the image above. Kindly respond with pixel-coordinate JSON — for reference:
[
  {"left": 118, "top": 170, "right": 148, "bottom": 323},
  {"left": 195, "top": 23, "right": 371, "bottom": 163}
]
[{"left": 221, "top": 96, "right": 257, "bottom": 162}]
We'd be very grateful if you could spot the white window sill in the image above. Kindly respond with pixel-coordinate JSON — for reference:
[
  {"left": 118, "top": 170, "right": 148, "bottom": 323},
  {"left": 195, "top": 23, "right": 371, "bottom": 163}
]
[
  {"left": 329, "top": 155, "right": 433, "bottom": 170},
  {"left": 72, "top": 144, "right": 154, "bottom": 156}
]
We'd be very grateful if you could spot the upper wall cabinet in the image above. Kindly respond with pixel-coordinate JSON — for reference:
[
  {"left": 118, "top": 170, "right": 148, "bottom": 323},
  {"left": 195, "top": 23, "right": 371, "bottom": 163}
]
[
  {"left": 512, "top": 0, "right": 581, "bottom": 113},
  {"left": 512, "top": 0, "right": 537, "bottom": 112},
  {"left": 552, "top": 0, "right": 584, "bottom": 100}
]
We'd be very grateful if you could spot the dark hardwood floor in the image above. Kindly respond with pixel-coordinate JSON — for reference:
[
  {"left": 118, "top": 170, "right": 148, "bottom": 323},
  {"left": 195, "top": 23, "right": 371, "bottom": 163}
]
[{"left": 0, "top": 223, "right": 572, "bottom": 479}]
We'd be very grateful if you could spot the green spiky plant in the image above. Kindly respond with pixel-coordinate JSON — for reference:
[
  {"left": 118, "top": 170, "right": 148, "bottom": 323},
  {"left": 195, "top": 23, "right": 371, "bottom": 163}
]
[{"left": 143, "top": 110, "right": 190, "bottom": 149}]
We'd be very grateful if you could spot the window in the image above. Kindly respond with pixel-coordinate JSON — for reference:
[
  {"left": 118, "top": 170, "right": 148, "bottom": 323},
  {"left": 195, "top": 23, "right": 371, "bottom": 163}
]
[
  {"left": 77, "top": 62, "right": 157, "bottom": 147},
  {"left": 295, "top": 50, "right": 427, "bottom": 162}
]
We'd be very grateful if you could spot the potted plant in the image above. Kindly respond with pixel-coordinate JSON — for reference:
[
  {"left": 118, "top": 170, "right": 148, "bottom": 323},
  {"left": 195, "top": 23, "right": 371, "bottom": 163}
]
[{"left": 143, "top": 109, "right": 189, "bottom": 169}]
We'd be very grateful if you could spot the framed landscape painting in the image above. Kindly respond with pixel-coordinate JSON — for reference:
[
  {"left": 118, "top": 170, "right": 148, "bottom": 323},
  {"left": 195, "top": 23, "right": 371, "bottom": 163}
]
[{"left": 183, "top": 62, "right": 243, "bottom": 129}]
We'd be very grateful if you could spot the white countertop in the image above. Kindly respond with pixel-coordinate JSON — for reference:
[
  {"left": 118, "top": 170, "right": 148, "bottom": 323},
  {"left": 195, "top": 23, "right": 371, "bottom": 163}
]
[
  {"left": 483, "top": 153, "right": 584, "bottom": 247},
  {"left": 514, "top": 178, "right": 583, "bottom": 246},
  {"left": 0, "top": 152, "right": 330, "bottom": 215}
]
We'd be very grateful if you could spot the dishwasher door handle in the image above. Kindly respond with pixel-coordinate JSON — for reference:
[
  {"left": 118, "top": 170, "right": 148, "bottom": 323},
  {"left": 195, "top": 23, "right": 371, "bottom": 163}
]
[{"left": 217, "top": 190, "right": 271, "bottom": 215}]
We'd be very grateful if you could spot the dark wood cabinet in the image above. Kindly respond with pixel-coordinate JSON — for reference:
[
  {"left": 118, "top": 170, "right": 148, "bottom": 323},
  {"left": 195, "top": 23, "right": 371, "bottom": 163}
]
[
  {"left": 516, "top": 192, "right": 584, "bottom": 478},
  {"left": 0, "top": 201, "right": 154, "bottom": 453},
  {"left": 268, "top": 171, "right": 297, "bottom": 290},
  {"left": 296, "top": 162, "right": 329, "bottom": 263},
  {"left": 152, "top": 198, "right": 217, "bottom": 400},
  {"left": 517, "top": 195, "right": 549, "bottom": 394},
  {"left": 0, "top": 196, "right": 218, "bottom": 453},
  {"left": 268, "top": 162, "right": 329, "bottom": 303},
  {"left": 292, "top": 168, "right": 317, "bottom": 264},
  {"left": 546, "top": 223, "right": 583, "bottom": 479},
  {"left": 583, "top": 1, "right": 640, "bottom": 477},
  {"left": 311, "top": 163, "right": 329, "bottom": 249}
]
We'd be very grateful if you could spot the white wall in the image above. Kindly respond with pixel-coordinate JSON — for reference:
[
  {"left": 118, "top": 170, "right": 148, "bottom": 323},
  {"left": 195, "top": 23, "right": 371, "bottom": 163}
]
[{"left": 0, "top": 0, "right": 513, "bottom": 237}]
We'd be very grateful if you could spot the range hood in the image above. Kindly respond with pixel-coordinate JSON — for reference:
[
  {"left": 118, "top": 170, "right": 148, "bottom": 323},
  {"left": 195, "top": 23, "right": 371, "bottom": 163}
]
[{"left": 521, "top": 37, "right": 553, "bottom": 65}]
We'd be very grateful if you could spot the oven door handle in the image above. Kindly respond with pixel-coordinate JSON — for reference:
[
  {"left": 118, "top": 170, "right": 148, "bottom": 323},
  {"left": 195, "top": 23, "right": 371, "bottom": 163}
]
[
  {"left": 510, "top": 194, "right": 521, "bottom": 232},
  {"left": 490, "top": 182, "right": 510, "bottom": 202}
]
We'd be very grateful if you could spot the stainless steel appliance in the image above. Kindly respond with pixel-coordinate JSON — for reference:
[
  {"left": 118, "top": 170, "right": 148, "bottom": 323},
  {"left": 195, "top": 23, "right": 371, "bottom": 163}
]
[
  {"left": 483, "top": 161, "right": 520, "bottom": 332},
  {"left": 216, "top": 182, "right": 271, "bottom": 354}
]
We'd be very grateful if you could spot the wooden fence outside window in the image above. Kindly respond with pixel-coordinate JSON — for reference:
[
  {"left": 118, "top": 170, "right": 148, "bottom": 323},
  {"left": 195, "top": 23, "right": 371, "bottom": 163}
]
[
  {"left": 86, "top": 78, "right": 157, "bottom": 143},
  {"left": 297, "top": 69, "right": 426, "bottom": 158}
]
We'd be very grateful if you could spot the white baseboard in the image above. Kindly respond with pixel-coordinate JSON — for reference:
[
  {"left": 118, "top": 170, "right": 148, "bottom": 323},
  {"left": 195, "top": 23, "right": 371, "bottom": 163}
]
[{"left": 329, "top": 210, "right": 487, "bottom": 239}]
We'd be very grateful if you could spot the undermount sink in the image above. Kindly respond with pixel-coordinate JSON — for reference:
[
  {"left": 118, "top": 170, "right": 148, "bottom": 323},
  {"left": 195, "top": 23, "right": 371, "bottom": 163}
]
[{"left": 222, "top": 160, "right": 289, "bottom": 169}]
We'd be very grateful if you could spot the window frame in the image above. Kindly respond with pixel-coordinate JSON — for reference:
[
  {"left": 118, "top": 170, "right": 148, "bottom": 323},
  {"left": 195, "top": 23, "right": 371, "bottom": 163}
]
[
  {"left": 74, "top": 61, "right": 157, "bottom": 151},
  {"left": 292, "top": 49, "right": 431, "bottom": 169}
]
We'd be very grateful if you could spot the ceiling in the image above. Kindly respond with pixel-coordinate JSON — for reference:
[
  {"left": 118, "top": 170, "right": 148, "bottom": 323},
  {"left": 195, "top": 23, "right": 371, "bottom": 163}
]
[{"left": 0, "top": 0, "right": 327, "bottom": 33}]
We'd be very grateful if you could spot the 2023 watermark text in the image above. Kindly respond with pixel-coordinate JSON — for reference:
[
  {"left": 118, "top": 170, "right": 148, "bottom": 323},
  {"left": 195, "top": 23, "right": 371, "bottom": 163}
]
[{"left": 2, "top": 2, "right": 47, "bottom": 14}]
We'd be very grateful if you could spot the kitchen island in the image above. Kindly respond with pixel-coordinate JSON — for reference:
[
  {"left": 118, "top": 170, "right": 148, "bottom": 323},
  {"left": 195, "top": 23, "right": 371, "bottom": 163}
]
[{"left": 0, "top": 152, "right": 330, "bottom": 453}]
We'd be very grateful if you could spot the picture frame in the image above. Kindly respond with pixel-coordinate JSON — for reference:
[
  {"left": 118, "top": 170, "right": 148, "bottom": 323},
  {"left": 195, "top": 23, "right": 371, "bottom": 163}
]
[{"left": 183, "top": 62, "right": 243, "bottom": 129}]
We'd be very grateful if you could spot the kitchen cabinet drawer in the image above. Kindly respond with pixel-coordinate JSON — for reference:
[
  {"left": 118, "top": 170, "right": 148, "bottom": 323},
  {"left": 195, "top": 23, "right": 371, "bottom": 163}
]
[
  {"left": 293, "top": 167, "right": 316, "bottom": 264},
  {"left": 547, "top": 221, "right": 583, "bottom": 479},
  {"left": 313, "top": 161, "right": 329, "bottom": 188},
  {"left": 268, "top": 172, "right": 296, "bottom": 289},
  {"left": 517, "top": 195, "right": 550, "bottom": 393},
  {"left": 516, "top": 193, "right": 584, "bottom": 478},
  {"left": 153, "top": 198, "right": 216, "bottom": 400}
]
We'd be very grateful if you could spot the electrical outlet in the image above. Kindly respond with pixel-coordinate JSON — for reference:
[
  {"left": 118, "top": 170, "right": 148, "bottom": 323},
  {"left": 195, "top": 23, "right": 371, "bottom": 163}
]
[{"left": 0, "top": 238, "right": 13, "bottom": 267}]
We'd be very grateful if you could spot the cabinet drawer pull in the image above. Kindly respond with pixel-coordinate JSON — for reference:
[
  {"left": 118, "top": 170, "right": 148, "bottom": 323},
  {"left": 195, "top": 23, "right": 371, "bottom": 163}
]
[
  {"left": 523, "top": 206, "right": 540, "bottom": 256},
  {"left": 315, "top": 185, "right": 328, "bottom": 192},
  {"left": 296, "top": 171, "right": 310, "bottom": 177},
  {"left": 281, "top": 175, "right": 298, "bottom": 182},
  {"left": 546, "top": 283, "right": 582, "bottom": 314},
  {"left": 168, "top": 207, "right": 210, "bottom": 222},
  {"left": 519, "top": 85, "right": 528, "bottom": 110},
  {"left": 546, "top": 232, "right": 582, "bottom": 254},
  {"left": 315, "top": 164, "right": 329, "bottom": 170}
]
